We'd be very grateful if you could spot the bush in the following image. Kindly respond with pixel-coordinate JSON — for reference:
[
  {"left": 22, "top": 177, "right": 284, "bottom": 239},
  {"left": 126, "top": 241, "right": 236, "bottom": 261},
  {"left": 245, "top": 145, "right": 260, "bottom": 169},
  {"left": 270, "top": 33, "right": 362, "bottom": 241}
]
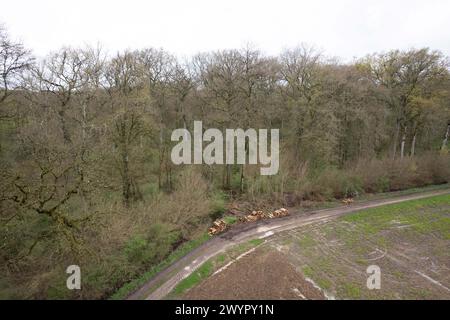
[
  {"left": 355, "top": 159, "right": 390, "bottom": 193},
  {"left": 210, "top": 190, "right": 227, "bottom": 220},
  {"left": 315, "top": 169, "right": 363, "bottom": 199},
  {"left": 418, "top": 153, "right": 450, "bottom": 185},
  {"left": 124, "top": 223, "right": 181, "bottom": 267},
  {"left": 376, "top": 176, "right": 391, "bottom": 193},
  {"left": 81, "top": 256, "right": 136, "bottom": 299},
  {"left": 155, "top": 168, "right": 214, "bottom": 239},
  {"left": 355, "top": 154, "right": 450, "bottom": 193},
  {"left": 124, "top": 235, "right": 154, "bottom": 265},
  {"left": 276, "top": 153, "right": 450, "bottom": 202}
]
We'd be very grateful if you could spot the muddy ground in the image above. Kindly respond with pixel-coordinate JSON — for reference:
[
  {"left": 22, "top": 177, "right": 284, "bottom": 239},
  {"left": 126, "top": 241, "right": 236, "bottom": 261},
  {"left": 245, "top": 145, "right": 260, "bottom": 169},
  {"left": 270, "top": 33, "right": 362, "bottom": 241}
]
[{"left": 183, "top": 248, "right": 325, "bottom": 300}]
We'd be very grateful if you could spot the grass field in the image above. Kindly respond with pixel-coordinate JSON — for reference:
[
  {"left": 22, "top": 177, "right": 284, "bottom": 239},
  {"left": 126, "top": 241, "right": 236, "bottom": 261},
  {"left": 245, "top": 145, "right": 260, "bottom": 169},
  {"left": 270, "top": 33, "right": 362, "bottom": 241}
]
[{"left": 271, "top": 193, "right": 450, "bottom": 299}]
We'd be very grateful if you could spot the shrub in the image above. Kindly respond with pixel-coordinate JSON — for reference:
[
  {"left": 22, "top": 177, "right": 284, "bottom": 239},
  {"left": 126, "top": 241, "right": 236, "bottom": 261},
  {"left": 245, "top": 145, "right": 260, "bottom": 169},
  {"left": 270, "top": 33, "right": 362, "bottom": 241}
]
[
  {"left": 76, "top": 254, "right": 140, "bottom": 300},
  {"left": 354, "top": 154, "right": 450, "bottom": 193},
  {"left": 417, "top": 153, "right": 450, "bottom": 185},
  {"left": 210, "top": 190, "right": 227, "bottom": 220},
  {"left": 355, "top": 159, "right": 390, "bottom": 193},
  {"left": 315, "top": 169, "right": 363, "bottom": 199},
  {"left": 376, "top": 176, "right": 391, "bottom": 192},
  {"left": 154, "top": 167, "right": 214, "bottom": 239},
  {"left": 124, "top": 223, "right": 181, "bottom": 267},
  {"left": 124, "top": 235, "right": 154, "bottom": 265},
  {"left": 289, "top": 153, "right": 450, "bottom": 201}
]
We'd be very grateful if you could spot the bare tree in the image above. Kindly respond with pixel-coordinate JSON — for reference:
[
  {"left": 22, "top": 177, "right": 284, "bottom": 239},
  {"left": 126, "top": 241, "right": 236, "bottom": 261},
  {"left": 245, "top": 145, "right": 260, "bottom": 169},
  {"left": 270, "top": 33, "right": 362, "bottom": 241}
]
[{"left": 0, "top": 26, "right": 33, "bottom": 110}]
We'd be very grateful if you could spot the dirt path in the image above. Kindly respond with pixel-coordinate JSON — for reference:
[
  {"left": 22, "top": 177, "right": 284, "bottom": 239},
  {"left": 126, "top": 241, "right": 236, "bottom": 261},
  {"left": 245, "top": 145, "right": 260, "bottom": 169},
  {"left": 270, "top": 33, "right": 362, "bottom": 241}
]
[{"left": 127, "top": 189, "right": 450, "bottom": 300}]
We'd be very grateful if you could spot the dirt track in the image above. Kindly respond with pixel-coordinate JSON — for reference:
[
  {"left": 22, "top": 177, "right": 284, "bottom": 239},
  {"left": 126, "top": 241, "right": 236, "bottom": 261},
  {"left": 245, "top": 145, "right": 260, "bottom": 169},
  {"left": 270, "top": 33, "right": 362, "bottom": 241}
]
[{"left": 127, "top": 189, "right": 450, "bottom": 300}]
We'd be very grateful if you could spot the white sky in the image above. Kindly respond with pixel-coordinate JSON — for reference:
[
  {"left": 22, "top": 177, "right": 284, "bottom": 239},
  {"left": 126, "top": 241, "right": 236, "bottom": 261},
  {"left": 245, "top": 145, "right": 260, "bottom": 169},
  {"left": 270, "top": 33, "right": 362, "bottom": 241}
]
[{"left": 1, "top": 0, "right": 450, "bottom": 60}]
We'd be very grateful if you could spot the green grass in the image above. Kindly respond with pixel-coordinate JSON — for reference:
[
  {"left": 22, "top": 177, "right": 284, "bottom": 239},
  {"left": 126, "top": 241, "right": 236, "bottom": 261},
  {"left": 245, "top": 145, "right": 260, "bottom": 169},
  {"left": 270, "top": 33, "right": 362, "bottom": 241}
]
[
  {"left": 302, "top": 265, "right": 314, "bottom": 278},
  {"left": 298, "top": 234, "right": 316, "bottom": 247},
  {"left": 293, "top": 193, "right": 450, "bottom": 299},
  {"left": 343, "top": 193, "right": 450, "bottom": 238},
  {"left": 222, "top": 215, "right": 238, "bottom": 225},
  {"left": 216, "top": 254, "right": 226, "bottom": 264},
  {"left": 339, "top": 283, "right": 361, "bottom": 299},
  {"left": 110, "top": 232, "right": 210, "bottom": 300},
  {"left": 316, "top": 277, "right": 332, "bottom": 290},
  {"left": 171, "top": 260, "right": 214, "bottom": 296},
  {"left": 248, "top": 238, "right": 264, "bottom": 246}
]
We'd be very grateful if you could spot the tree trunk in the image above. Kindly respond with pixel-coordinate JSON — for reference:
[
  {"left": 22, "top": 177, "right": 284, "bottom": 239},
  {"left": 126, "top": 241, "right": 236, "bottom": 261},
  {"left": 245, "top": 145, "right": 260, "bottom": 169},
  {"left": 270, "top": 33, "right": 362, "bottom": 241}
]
[
  {"left": 239, "top": 138, "right": 250, "bottom": 193},
  {"left": 81, "top": 103, "right": 87, "bottom": 140},
  {"left": 239, "top": 165, "right": 244, "bottom": 193},
  {"left": 400, "top": 126, "right": 407, "bottom": 159},
  {"left": 122, "top": 151, "right": 131, "bottom": 207},
  {"left": 158, "top": 126, "right": 164, "bottom": 190},
  {"left": 58, "top": 109, "right": 71, "bottom": 144},
  {"left": 165, "top": 158, "right": 172, "bottom": 191},
  {"left": 393, "top": 120, "right": 400, "bottom": 159},
  {"left": 410, "top": 133, "right": 416, "bottom": 157},
  {"left": 442, "top": 124, "right": 450, "bottom": 150},
  {"left": 224, "top": 165, "right": 231, "bottom": 190}
]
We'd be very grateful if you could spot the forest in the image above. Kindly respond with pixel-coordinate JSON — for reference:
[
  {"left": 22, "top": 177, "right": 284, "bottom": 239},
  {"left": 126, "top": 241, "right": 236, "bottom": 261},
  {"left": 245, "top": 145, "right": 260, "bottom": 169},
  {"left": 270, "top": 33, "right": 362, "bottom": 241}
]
[{"left": 1, "top": 24, "right": 449, "bottom": 299}]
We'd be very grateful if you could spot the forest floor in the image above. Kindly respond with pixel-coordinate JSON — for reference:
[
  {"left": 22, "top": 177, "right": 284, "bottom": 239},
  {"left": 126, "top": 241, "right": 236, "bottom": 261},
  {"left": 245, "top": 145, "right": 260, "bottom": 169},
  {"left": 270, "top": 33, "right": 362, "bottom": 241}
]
[{"left": 126, "top": 187, "right": 450, "bottom": 300}]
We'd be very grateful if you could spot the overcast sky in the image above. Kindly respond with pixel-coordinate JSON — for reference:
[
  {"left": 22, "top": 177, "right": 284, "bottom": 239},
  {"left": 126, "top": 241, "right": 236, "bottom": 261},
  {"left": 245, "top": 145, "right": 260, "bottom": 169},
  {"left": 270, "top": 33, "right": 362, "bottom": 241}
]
[{"left": 1, "top": 0, "right": 450, "bottom": 60}]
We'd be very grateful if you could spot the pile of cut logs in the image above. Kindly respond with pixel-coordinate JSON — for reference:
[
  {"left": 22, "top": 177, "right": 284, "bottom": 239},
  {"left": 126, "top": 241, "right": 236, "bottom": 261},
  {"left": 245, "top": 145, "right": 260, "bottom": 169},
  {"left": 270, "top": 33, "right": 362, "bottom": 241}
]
[
  {"left": 239, "top": 210, "right": 265, "bottom": 222},
  {"left": 208, "top": 219, "right": 227, "bottom": 236},
  {"left": 239, "top": 208, "right": 289, "bottom": 222},
  {"left": 342, "top": 198, "right": 354, "bottom": 205},
  {"left": 208, "top": 208, "right": 289, "bottom": 236},
  {"left": 271, "top": 208, "right": 289, "bottom": 218}
]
